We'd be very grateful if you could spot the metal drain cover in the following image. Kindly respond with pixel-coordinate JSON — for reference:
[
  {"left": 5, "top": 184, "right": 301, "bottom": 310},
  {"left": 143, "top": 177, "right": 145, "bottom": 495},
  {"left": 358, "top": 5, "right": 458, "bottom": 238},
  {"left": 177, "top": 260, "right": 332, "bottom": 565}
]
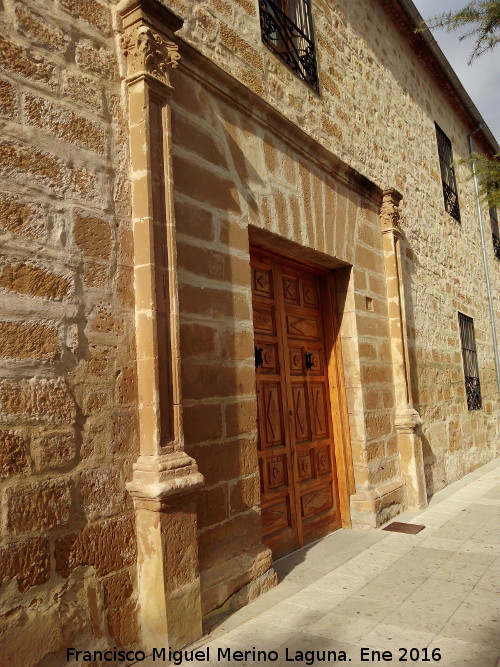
[{"left": 382, "top": 522, "right": 425, "bottom": 535}]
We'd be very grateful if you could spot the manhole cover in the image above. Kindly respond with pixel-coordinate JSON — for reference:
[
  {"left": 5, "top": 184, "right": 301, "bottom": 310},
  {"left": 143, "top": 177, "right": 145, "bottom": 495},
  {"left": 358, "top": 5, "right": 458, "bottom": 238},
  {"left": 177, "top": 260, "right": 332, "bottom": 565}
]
[{"left": 382, "top": 522, "right": 425, "bottom": 535}]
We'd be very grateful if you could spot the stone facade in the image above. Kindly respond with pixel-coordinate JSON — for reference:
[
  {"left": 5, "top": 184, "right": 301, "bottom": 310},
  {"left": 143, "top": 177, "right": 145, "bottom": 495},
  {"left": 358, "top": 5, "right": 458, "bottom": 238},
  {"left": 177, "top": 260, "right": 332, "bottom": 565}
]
[{"left": 0, "top": 0, "right": 498, "bottom": 662}]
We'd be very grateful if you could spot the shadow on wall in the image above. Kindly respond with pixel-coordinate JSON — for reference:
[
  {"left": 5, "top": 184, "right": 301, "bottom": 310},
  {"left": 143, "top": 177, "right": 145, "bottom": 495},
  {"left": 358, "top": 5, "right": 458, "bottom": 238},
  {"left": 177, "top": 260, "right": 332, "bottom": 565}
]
[
  {"left": 398, "top": 225, "right": 438, "bottom": 499},
  {"left": 170, "top": 67, "right": 278, "bottom": 622}
]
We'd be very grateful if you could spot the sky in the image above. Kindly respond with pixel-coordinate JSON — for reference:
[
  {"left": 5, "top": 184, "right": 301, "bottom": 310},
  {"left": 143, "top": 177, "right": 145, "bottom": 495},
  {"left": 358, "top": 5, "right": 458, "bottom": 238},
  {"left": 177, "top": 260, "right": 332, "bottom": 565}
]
[{"left": 412, "top": 0, "right": 500, "bottom": 143}]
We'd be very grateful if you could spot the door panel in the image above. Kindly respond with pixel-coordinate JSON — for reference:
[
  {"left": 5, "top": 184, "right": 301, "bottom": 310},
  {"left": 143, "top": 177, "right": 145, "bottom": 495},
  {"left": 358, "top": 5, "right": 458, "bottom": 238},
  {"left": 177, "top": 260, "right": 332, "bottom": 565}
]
[{"left": 252, "top": 248, "right": 341, "bottom": 559}]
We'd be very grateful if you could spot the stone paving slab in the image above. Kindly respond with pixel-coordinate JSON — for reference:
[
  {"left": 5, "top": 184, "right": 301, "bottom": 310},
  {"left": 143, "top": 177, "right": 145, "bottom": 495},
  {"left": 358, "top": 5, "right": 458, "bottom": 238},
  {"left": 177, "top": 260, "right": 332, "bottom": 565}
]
[{"left": 140, "top": 459, "right": 500, "bottom": 666}]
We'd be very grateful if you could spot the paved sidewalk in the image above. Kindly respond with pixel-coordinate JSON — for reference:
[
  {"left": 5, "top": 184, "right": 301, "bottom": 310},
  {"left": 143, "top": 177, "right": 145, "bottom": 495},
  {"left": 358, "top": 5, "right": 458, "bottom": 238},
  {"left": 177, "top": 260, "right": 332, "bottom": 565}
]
[{"left": 144, "top": 459, "right": 500, "bottom": 666}]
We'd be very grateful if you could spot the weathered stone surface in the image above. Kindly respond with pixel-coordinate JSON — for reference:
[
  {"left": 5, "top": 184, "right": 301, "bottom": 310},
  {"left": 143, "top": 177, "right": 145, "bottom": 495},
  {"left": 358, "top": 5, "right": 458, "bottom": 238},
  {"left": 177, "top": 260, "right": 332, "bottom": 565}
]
[
  {"left": 106, "top": 600, "right": 139, "bottom": 647},
  {"left": 0, "top": 197, "right": 44, "bottom": 237},
  {"left": 225, "top": 400, "right": 256, "bottom": 437},
  {"left": 7, "top": 479, "right": 72, "bottom": 534},
  {"left": 198, "top": 511, "right": 262, "bottom": 571},
  {"left": 102, "top": 570, "right": 133, "bottom": 610},
  {"left": 0, "top": 537, "right": 50, "bottom": 592},
  {"left": 229, "top": 476, "right": 260, "bottom": 515},
  {"left": 0, "top": 263, "right": 70, "bottom": 300},
  {"left": 74, "top": 214, "right": 111, "bottom": 259},
  {"left": 0, "top": 36, "right": 56, "bottom": 87},
  {"left": 116, "top": 366, "right": 137, "bottom": 405},
  {"left": 14, "top": 5, "right": 69, "bottom": 52},
  {"left": 75, "top": 41, "right": 117, "bottom": 80},
  {"left": 0, "top": 141, "right": 64, "bottom": 187},
  {"left": 89, "top": 303, "right": 124, "bottom": 336},
  {"left": 184, "top": 403, "right": 222, "bottom": 444},
  {"left": 189, "top": 438, "right": 258, "bottom": 486},
  {"left": 80, "top": 467, "right": 124, "bottom": 520},
  {"left": 59, "top": 0, "right": 111, "bottom": 35},
  {"left": 62, "top": 71, "right": 103, "bottom": 113},
  {"left": 0, "top": 0, "right": 134, "bottom": 658},
  {"left": 0, "top": 77, "right": 17, "bottom": 118},
  {"left": 0, "top": 378, "right": 77, "bottom": 423},
  {"left": 24, "top": 95, "right": 107, "bottom": 155},
  {"left": 55, "top": 516, "right": 136, "bottom": 577},
  {"left": 198, "top": 484, "right": 228, "bottom": 529},
  {"left": 111, "top": 410, "right": 138, "bottom": 456},
  {"left": 0, "top": 321, "right": 60, "bottom": 359},
  {"left": 0, "top": 431, "right": 29, "bottom": 478},
  {"left": 33, "top": 431, "right": 76, "bottom": 470}
]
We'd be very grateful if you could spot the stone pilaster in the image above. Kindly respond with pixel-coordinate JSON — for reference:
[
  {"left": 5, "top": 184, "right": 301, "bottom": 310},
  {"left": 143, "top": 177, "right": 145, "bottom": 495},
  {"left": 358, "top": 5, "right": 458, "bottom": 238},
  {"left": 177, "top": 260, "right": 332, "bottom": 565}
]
[
  {"left": 380, "top": 188, "right": 427, "bottom": 509},
  {"left": 118, "top": 0, "right": 203, "bottom": 649}
]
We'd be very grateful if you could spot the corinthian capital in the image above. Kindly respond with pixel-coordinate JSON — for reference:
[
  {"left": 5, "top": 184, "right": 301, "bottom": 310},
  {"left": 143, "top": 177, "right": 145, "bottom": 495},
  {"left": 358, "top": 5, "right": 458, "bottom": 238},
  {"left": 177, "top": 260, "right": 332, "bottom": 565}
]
[
  {"left": 380, "top": 188, "right": 403, "bottom": 233},
  {"left": 123, "top": 24, "right": 180, "bottom": 84}
]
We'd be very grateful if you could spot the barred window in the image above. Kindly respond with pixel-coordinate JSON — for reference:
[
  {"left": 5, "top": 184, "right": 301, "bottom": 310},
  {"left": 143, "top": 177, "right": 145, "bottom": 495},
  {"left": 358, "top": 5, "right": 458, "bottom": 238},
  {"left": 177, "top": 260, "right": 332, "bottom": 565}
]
[
  {"left": 259, "top": 0, "right": 319, "bottom": 92},
  {"left": 490, "top": 206, "right": 500, "bottom": 259},
  {"left": 435, "top": 123, "right": 461, "bottom": 222},
  {"left": 458, "top": 312, "right": 482, "bottom": 410}
]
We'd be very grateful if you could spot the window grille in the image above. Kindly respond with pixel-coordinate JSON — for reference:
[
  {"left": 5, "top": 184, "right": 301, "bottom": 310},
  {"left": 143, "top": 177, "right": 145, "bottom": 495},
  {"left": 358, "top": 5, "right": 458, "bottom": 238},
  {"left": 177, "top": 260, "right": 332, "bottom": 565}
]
[
  {"left": 259, "top": 0, "right": 319, "bottom": 92},
  {"left": 490, "top": 206, "right": 500, "bottom": 259},
  {"left": 458, "top": 312, "right": 482, "bottom": 410},
  {"left": 435, "top": 123, "right": 461, "bottom": 222}
]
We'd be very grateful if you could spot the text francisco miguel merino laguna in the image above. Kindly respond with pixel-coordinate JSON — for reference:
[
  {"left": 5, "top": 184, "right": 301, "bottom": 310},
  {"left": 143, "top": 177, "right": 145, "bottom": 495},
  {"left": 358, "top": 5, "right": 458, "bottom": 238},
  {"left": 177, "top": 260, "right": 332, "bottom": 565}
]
[
  {"left": 67, "top": 647, "right": 349, "bottom": 664},
  {"left": 66, "top": 645, "right": 443, "bottom": 663}
]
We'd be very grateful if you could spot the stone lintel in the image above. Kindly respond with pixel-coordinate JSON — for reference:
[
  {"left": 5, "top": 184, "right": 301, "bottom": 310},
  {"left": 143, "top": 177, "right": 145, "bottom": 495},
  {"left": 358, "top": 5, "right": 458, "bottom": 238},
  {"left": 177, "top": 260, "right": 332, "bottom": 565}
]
[{"left": 118, "top": 0, "right": 183, "bottom": 36}]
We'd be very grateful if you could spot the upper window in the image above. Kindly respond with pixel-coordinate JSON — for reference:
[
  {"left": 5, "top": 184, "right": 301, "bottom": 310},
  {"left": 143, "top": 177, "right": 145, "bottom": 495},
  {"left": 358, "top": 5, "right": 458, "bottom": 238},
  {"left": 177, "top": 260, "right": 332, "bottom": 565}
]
[
  {"left": 435, "top": 123, "right": 461, "bottom": 222},
  {"left": 458, "top": 312, "right": 482, "bottom": 410},
  {"left": 490, "top": 206, "right": 500, "bottom": 259},
  {"left": 259, "top": 0, "right": 319, "bottom": 92}
]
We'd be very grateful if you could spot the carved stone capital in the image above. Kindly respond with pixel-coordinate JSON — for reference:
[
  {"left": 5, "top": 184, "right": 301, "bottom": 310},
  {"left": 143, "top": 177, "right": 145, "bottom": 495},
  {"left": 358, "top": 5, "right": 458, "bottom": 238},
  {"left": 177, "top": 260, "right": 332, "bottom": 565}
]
[
  {"left": 127, "top": 452, "right": 204, "bottom": 508},
  {"left": 118, "top": 0, "right": 183, "bottom": 86},
  {"left": 395, "top": 407, "right": 423, "bottom": 434},
  {"left": 122, "top": 24, "right": 180, "bottom": 84},
  {"left": 380, "top": 187, "right": 403, "bottom": 234}
]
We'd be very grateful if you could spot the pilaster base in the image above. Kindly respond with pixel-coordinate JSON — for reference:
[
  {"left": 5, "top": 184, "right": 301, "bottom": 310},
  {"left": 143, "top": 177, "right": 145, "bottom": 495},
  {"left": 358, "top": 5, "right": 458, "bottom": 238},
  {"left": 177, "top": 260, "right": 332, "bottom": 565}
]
[
  {"left": 350, "top": 479, "right": 405, "bottom": 529},
  {"left": 127, "top": 452, "right": 204, "bottom": 650},
  {"left": 395, "top": 407, "right": 428, "bottom": 510},
  {"left": 200, "top": 544, "right": 276, "bottom": 622}
]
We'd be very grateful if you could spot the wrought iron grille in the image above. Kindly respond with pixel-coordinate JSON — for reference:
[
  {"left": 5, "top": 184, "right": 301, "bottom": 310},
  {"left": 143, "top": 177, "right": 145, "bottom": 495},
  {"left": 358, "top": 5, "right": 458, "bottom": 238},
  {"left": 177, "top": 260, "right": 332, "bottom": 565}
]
[
  {"left": 490, "top": 206, "right": 500, "bottom": 259},
  {"left": 259, "top": 0, "right": 319, "bottom": 92},
  {"left": 458, "top": 312, "right": 482, "bottom": 410},
  {"left": 435, "top": 123, "right": 461, "bottom": 222}
]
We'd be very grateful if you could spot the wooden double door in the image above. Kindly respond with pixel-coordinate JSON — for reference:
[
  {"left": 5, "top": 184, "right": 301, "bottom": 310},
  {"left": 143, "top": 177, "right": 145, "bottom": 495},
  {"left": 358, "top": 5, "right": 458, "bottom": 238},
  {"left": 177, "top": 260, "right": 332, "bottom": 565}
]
[{"left": 251, "top": 247, "right": 341, "bottom": 559}]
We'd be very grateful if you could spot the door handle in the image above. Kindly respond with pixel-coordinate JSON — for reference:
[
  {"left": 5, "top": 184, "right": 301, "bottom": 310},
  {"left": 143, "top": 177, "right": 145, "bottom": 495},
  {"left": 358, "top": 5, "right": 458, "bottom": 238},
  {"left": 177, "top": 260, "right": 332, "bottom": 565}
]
[
  {"left": 255, "top": 346, "right": 264, "bottom": 368},
  {"left": 305, "top": 352, "right": 314, "bottom": 370}
]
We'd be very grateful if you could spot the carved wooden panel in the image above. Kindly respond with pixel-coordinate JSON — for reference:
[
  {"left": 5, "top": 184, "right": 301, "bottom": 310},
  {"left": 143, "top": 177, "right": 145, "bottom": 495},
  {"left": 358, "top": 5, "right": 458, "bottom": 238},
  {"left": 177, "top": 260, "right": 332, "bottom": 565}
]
[
  {"left": 297, "top": 451, "right": 313, "bottom": 481},
  {"left": 307, "top": 349, "right": 322, "bottom": 375},
  {"left": 253, "top": 268, "right": 272, "bottom": 298},
  {"left": 292, "top": 384, "right": 308, "bottom": 441},
  {"left": 301, "top": 486, "right": 334, "bottom": 519},
  {"left": 289, "top": 347, "right": 303, "bottom": 374},
  {"left": 302, "top": 280, "right": 318, "bottom": 308},
  {"left": 262, "top": 383, "right": 283, "bottom": 447},
  {"left": 253, "top": 306, "right": 275, "bottom": 335},
  {"left": 287, "top": 315, "right": 318, "bottom": 339},
  {"left": 266, "top": 455, "right": 287, "bottom": 489},
  {"left": 262, "top": 500, "right": 290, "bottom": 533},
  {"left": 316, "top": 447, "right": 331, "bottom": 475},
  {"left": 283, "top": 276, "right": 299, "bottom": 305},
  {"left": 259, "top": 343, "right": 278, "bottom": 374},
  {"left": 311, "top": 384, "right": 328, "bottom": 439}
]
